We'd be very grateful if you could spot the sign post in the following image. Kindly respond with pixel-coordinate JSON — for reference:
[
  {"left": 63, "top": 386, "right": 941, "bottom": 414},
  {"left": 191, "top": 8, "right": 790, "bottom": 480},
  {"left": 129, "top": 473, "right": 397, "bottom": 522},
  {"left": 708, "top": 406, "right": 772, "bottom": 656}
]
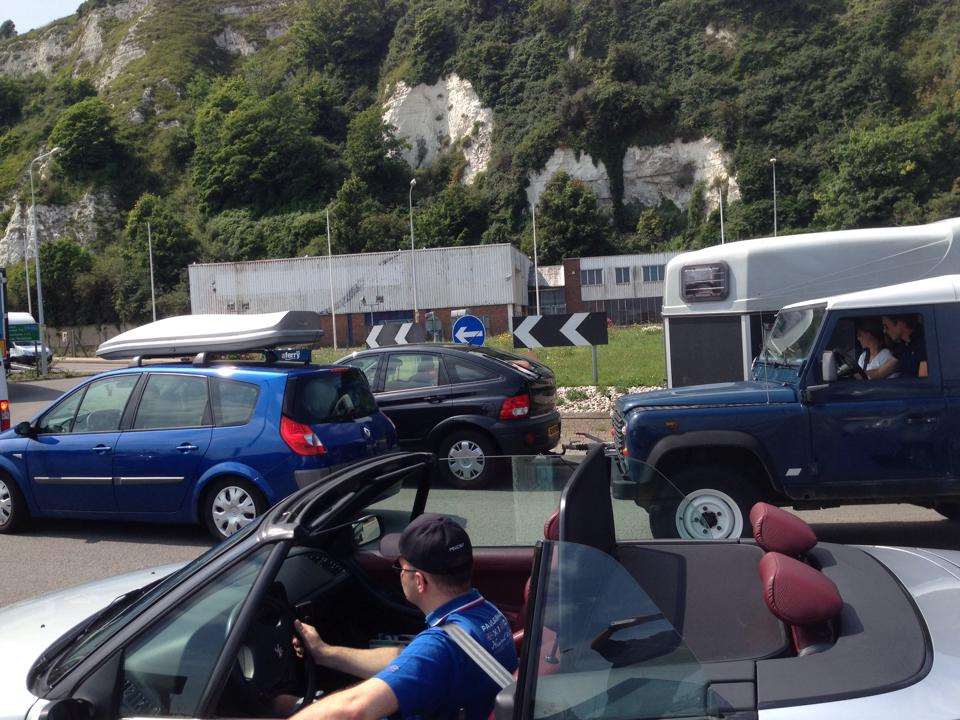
[
  {"left": 512, "top": 312, "right": 608, "bottom": 383},
  {"left": 452, "top": 314, "right": 485, "bottom": 346}
]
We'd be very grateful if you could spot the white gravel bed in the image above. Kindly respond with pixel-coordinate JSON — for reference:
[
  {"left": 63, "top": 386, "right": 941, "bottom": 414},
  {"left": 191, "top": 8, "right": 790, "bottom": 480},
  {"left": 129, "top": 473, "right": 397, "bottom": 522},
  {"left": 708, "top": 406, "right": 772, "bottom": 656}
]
[{"left": 557, "top": 385, "right": 663, "bottom": 415}]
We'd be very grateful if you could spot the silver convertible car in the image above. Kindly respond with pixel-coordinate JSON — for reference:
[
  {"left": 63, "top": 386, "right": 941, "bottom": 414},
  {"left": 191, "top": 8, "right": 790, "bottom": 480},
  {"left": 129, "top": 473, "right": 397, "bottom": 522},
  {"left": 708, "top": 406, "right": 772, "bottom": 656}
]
[{"left": 2, "top": 447, "right": 960, "bottom": 720}]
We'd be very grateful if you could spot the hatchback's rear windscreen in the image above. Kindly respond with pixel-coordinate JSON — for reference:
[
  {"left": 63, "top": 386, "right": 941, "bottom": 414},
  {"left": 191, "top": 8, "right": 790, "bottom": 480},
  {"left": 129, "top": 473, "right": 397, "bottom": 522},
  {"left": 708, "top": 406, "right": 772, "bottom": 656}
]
[{"left": 285, "top": 371, "right": 377, "bottom": 424}]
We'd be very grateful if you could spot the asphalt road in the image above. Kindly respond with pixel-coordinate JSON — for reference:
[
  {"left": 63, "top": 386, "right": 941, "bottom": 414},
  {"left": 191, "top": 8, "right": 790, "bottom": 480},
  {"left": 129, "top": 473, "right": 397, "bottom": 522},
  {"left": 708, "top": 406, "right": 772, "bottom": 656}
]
[{"left": 0, "top": 375, "right": 958, "bottom": 608}]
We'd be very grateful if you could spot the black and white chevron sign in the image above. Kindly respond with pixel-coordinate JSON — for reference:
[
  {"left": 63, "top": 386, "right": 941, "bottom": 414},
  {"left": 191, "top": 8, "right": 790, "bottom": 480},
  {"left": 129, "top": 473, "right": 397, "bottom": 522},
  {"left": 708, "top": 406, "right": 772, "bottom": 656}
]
[
  {"left": 366, "top": 322, "right": 427, "bottom": 348},
  {"left": 512, "top": 312, "right": 608, "bottom": 348}
]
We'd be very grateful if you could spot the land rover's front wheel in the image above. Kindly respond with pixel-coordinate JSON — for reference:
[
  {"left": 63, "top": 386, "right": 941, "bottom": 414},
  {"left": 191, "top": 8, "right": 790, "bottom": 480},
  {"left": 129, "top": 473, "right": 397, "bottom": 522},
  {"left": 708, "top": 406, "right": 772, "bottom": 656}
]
[{"left": 648, "top": 466, "right": 759, "bottom": 540}]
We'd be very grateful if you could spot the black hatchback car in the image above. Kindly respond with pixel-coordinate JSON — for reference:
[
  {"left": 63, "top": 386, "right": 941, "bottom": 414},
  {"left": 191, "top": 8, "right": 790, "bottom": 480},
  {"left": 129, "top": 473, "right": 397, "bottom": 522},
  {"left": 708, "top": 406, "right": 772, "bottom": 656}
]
[{"left": 337, "top": 344, "right": 560, "bottom": 487}]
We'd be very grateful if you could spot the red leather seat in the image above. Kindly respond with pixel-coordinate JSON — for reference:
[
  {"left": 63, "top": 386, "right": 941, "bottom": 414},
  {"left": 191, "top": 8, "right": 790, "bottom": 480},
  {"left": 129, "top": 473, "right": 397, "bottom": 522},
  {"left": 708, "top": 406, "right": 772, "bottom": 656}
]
[
  {"left": 512, "top": 510, "right": 560, "bottom": 652},
  {"left": 759, "top": 551, "right": 842, "bottom": 656},
  {"left": 750, "top": 502, "right": 817, "bottom": 558}
]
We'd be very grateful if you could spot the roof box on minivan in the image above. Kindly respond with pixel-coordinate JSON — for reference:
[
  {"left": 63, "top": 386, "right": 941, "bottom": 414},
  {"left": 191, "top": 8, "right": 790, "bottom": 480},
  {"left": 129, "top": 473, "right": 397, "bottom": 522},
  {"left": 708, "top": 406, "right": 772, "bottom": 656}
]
[{"left": 96, "top": 311, "right": 324, "bottom": 359}]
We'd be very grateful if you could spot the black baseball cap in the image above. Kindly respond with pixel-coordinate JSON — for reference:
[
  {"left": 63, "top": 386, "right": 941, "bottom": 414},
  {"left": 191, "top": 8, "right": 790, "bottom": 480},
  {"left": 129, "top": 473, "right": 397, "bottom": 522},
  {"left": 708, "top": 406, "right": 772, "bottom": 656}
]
[{"left": 381, "top": 513, "right": 473, "bottom": 575}]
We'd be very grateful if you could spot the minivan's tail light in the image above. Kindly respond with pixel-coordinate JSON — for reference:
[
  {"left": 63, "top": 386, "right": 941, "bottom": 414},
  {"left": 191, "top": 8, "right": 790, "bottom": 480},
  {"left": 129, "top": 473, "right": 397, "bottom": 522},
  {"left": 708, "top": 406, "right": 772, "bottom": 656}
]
[
  {"left": 280, "top": 415, "right": 326, "bottom": 456},
  {"left": 0, "top": 400, "right": 9, "bottom": 431},
  {"left": 499, "top": 393, "right": 530, "bottom": 421}
]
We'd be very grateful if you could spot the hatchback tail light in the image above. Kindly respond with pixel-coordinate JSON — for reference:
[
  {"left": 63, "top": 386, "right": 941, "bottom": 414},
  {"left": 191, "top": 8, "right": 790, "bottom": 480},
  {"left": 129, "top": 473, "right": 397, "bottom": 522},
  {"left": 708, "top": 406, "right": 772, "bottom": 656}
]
[
  {"left": 0, "top": 399, "right": 9, "bottom": 431},
  {"left": 499, "top": 393, "right": 530, "bottom": 421},
  {"left": 280, "top": 415, "right": 326, "bottom": 456}
]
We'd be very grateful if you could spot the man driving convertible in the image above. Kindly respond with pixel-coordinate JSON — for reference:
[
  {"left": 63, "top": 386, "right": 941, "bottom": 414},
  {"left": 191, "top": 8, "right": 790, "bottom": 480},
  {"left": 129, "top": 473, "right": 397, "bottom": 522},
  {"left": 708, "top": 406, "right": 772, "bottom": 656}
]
[{"left": 291, "top": 514, "right": 519, "bottom": 720}]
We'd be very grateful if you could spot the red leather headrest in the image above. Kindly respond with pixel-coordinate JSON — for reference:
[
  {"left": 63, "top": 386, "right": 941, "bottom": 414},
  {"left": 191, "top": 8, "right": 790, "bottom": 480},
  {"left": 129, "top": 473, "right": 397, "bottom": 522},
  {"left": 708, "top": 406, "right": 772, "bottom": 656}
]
[
  {"left": 759, "top": 552, "right": 842, "bottom": 626},
  {"left": 544, "top": 510, "right": 560, "bottom": 541},
  {"left": 750, "top": 502, "right": 817, "bottom": 557}
]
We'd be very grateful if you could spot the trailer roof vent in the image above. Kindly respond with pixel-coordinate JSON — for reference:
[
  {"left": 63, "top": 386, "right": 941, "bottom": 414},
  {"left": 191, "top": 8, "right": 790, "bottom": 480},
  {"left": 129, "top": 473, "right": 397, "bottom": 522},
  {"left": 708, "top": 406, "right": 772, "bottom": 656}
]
[{"left": 681, "top": 262, "right": 729, "bottom": 302}]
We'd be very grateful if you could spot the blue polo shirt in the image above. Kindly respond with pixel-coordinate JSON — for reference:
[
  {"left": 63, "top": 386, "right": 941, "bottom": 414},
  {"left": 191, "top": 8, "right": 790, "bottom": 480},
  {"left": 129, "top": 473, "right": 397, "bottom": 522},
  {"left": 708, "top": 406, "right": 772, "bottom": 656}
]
[{"left": 375, "top": 589, "right": 518, "bottom": 720}]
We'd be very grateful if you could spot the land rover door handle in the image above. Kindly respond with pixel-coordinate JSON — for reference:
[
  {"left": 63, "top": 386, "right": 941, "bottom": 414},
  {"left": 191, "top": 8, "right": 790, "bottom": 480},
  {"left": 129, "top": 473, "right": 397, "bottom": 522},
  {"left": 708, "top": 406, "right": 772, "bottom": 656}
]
[{"left": 177, "top": 442, "right": 199, "bottom": 453}]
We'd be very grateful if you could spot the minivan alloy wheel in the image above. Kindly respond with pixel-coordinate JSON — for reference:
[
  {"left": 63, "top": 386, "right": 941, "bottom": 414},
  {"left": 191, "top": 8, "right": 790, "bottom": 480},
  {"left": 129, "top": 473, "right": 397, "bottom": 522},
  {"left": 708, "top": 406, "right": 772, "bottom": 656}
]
[
  {"left": 447, "top": 440, "right": 486, "bottom": 482},
  {"left": 212, "top": 485, "right": 258, "bottom": 536},
  {"left": 0, "top": 478, "right": 11, "bottom": 524}
]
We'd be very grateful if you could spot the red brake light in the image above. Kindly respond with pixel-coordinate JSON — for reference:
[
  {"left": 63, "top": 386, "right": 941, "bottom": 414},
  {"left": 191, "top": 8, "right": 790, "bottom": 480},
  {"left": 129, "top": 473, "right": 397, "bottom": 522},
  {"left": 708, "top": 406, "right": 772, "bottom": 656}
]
[
  {"left": 0, "top": 399, "right": 9, "bottom": 431},
  {"left": 499, "top": 393, "right": 530, "bottom": 421},
  {"left": 280, "top": 415, "right": 326, "bottom": 456}
]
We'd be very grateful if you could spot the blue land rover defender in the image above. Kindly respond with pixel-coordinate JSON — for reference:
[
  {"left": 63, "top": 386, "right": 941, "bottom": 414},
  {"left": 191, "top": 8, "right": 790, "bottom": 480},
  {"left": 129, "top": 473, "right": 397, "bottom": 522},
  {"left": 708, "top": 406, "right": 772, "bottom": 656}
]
[{"left": 613, "top": 275, "right": 960, "bottom": 539}]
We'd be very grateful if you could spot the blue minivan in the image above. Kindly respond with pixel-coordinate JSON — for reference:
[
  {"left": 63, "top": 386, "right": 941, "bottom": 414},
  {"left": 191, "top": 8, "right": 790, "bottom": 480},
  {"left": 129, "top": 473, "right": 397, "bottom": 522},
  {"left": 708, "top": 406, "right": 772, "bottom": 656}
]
[{"left": 0, "top": 362, "right": 396, "bottom": 539}]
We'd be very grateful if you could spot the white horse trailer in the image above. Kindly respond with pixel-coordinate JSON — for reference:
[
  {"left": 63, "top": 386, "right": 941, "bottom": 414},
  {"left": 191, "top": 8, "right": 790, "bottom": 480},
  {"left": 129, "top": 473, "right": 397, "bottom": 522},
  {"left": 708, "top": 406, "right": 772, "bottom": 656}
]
[{"left": 662, "top": 217, "right": 960, "bottom": 387}]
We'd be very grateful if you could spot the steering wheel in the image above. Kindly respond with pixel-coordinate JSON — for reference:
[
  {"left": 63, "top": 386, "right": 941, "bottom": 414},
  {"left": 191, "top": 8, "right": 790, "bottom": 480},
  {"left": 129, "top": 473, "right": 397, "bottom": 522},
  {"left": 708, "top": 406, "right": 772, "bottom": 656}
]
[
  {"left": 833, "top": 349, "right": 869, "bottom": 380},
  {"left": 230, "top": 594, "right": 317, "bottom": 716}
]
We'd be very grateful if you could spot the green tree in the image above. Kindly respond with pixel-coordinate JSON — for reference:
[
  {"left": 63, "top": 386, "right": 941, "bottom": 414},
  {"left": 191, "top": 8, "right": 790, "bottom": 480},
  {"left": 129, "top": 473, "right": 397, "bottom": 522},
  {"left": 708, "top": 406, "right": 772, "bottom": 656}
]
[
  {"left": 0, "top": 20, "right": 15, "bottom": 40},
  {"left": 344, "top": 106, "right": 409, "bottom": 195},
  {"left": 414, "top": 184, "right": 488, "bottom": 248},
  {"left": 37, "top": 240, "right": 94, "bottom": 327},
  {"left": 532, "top": 172, "right": 612, "bottom": 263},
  {"left": 814, "top": 116, "right": 958, "bottom": 228},
  {"left": 116, "top": 194, "right": 199, "bottom": 322},
  {"left": 192, "top": 83, "right": 336, "bottom": 213},
  {"left": 327, "top": 175, "right": 383, "bottom": 253},
  {"left": 204, "top": 209, "right": 262, "bottom": 261},
  {"left": 410, "top": 7, "right": 456, "bottom": 84},
  {"left": 0, "top": 77, "right": 24, "bottom": 128},
  {"left": 629, "top": 200, "right": 685, "bottom": 253},
  {"left": 297, "top": 0, "right": 392, "bottom": 82},
  {"left": 48, "top": 97, "right": 119, "bottom": 178}
]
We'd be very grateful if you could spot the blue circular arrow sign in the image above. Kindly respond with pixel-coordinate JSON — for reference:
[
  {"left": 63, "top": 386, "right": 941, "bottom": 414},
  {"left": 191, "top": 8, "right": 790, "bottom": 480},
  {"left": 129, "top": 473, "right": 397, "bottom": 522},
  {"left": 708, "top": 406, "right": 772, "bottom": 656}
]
[{"left": 452, "top": 314, "right": 485, "bottom": 346}]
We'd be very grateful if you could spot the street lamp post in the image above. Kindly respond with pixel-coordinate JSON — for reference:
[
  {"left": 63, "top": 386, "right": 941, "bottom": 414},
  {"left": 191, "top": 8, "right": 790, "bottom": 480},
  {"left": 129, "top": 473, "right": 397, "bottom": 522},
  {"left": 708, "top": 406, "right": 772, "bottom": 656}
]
[
  {"left": 29, "top": 146, "right": 61, "bottom": 377},
  {"left": 408, "top": 178, "right": 419, "bottom": 323},
  {"left": 770, "top": 157, "right": 778, "bottom": 237},
  {"left": 532, "top": 202, "right": 541, "bottom": 315}
]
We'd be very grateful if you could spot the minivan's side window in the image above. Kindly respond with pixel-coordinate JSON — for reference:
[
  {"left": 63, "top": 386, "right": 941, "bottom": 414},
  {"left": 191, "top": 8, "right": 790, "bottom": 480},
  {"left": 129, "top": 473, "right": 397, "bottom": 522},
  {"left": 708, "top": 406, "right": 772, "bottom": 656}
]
[
  {"left": 445, "top": 356, "right": 497, "bottom": 384},
  {"left": 383, "top": 354, "right": 441, "bottom": 391},
  {"left": 37, "top": 389, "right": 85, "bottom": 434},
  {"left": 133, "top": 375, "right": 210, "bottom": 430},
  {"left": 119, "top": 546, "right": 271, "bottom": 717},
  {"left": 343, "top": 355, "right": 379, "bottom": 387},
  {"left": 71, "top": 375, "right": 139, "bottom": 433},
  {"left": 212, "top": 378, "right": 260, "bottom": 427}
]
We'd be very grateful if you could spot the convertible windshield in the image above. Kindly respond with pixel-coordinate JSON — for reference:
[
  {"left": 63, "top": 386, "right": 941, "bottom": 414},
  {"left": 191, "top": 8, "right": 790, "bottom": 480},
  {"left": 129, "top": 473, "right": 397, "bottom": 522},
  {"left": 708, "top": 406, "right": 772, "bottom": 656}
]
[
  {"left": 530, "top": 541, "right": 711, "bottom": 720},
  {"left": 760, "top": 305, "right": 826, "bottom": 366},
  {"left": 44, "top": 518, "right": 261, "bottom": 687}
]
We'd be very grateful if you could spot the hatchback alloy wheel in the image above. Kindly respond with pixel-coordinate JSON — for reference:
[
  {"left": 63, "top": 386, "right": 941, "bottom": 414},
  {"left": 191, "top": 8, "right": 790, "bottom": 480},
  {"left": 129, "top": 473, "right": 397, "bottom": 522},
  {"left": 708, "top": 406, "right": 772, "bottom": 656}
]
[{"left": 212, "top": 485, "right": 258, "bottom": 537}]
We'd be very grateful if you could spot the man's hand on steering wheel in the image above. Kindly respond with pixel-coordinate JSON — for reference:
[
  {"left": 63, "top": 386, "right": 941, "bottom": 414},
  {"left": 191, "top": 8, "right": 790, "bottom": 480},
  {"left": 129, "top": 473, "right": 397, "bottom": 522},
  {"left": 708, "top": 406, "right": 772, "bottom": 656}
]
[{"left": 293, "top": 620, "right": 330, "bottom": 665}]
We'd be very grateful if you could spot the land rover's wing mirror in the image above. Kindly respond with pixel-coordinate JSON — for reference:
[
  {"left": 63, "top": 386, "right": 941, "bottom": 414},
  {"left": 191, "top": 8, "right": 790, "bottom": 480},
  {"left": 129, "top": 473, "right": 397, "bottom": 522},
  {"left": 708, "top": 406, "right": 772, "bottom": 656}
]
[{"left": 821, "top": 351, "right": 838, "bottom": 383}]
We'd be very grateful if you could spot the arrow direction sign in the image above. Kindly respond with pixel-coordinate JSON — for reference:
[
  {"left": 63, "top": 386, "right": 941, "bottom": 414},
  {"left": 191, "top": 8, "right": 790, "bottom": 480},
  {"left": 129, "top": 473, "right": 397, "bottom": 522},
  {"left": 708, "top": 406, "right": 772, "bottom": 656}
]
[
  {"left": 452, "top": 315, "right": 486, "bottom": 346},
  {"left": 511, "top": 312, "right": 608, "bottom": 349},
  {"left": 366, "top": 322, "right": 427, "bottom": 348}
]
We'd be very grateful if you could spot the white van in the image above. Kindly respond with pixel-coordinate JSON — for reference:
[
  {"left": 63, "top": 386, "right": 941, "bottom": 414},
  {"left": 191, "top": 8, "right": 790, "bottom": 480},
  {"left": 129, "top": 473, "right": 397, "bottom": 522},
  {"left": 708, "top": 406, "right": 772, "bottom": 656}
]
[
  {"left": 661, "top": 217, "right": 960, "bottom": 387},
  {"left": 8, "top": 312, "right": 52, "bottom": 366}
]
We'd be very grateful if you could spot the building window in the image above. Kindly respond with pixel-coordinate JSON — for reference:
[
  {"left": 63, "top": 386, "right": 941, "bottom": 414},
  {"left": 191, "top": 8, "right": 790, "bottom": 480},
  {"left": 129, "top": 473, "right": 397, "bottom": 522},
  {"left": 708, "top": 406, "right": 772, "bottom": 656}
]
[
  {"left": 582, "top": 268, "right": 603, "bottom": 286},
  {"left": 615, "top": 267, "right": 631, "bottom": 284},
  {"left": 642, "top": 264, "right": 665, "bottom": 282}
]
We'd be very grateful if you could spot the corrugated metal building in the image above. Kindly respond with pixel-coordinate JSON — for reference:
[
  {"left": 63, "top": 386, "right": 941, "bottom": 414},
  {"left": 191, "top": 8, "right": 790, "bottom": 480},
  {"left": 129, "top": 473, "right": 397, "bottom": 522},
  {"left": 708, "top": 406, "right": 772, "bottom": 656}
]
[
  {"left": 550, "top": 252, "right": 677, "bottom": 324},
  {"left": 189, "top": 244, "right": 532, "bottom": 345}
]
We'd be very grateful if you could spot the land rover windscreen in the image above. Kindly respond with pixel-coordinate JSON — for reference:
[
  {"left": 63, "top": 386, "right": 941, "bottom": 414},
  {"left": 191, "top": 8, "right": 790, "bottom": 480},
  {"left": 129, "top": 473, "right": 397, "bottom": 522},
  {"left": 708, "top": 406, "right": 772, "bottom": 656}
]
[{"left": 753, "top": 304, "right": 827, "bottom": 381}]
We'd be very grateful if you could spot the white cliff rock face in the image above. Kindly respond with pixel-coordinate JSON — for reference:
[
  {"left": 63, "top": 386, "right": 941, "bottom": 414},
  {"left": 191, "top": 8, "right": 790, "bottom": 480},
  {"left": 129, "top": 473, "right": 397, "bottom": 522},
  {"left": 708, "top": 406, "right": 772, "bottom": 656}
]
[
  {"left": 0, "top": 0, "right": 152, "bottom": 85},
  {"left": 526, "top": 149, "right": 612, "bottom": 206},
  {"left": 215, "top": 26, "right": 258, "bottom": 56},
  {"left": 622, "top": 138, "right": 741, "bottom": 209},
  {"left": 527, "top": 138, "right": 739, "bottom": 212},
  {"left": 383, "top": 75, "right": 494, "bottom": 184},
  {"left": 0, "top": 191, "right": 118, "bottom": 265}
]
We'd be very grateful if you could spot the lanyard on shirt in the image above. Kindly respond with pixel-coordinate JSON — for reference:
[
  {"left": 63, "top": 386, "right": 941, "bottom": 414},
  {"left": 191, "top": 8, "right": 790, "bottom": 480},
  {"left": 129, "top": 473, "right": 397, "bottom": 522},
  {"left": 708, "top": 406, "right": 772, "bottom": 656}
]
[{"left": 430, "top": 595, "right": 485, "bottom": 626}]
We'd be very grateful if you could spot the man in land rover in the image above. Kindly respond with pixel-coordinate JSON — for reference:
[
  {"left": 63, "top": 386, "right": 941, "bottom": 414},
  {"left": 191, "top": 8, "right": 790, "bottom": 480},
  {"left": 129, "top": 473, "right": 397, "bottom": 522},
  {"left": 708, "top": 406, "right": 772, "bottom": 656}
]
[{"left": 291, "top": 514, "right": 518, "bottom": 720}]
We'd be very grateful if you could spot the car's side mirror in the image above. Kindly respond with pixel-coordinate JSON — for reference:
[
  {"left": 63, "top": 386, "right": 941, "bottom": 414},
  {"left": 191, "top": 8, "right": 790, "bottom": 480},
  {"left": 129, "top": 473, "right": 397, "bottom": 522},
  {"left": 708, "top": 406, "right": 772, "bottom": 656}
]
[
  {"left": 38, "top": 699, "right": 93, "bottom": 720},
  {"left": 493, "top": 681, "right": 516, "bottom": 720},
  {"left": 14, "top": 421, "right": 34, "bottom": 437},
  {"left": 352, "top": 515, "right": 382, "bottom": 547},
  {"left": 821, "top": 351, "right": 838, "bottom": 383}
]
